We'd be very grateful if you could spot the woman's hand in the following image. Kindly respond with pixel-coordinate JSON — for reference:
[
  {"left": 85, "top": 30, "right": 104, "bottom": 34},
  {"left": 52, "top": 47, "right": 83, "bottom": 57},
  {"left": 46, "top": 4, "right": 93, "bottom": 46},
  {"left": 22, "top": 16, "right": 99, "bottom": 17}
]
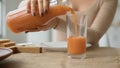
[{"left": 27, "top": 0, "right": 50, "bottom": 16}]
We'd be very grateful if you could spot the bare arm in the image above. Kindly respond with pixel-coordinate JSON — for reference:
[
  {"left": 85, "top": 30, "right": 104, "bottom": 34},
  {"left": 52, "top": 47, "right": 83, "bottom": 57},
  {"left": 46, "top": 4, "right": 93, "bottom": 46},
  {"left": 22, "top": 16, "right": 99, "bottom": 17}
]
[
  {"left": 54, "top": 0, "right": 118, "bottom": 45},
  {"left": 88, "top": 0, "right": 118, "bottom": 44}
]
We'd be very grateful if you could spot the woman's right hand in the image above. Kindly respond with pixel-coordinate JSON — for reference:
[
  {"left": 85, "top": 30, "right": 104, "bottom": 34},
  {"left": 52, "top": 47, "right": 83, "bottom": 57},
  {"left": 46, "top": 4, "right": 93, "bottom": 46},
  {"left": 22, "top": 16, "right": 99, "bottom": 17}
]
[{"left": 27, "top": 0, "right": 50, "bottom": 16}]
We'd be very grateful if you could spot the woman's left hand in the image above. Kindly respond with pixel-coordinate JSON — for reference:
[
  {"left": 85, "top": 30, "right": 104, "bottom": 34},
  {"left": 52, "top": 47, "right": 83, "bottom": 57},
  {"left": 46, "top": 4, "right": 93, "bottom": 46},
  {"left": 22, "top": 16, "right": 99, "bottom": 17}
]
[{"left": 27, "top": 0, "right": 50, "bottom": 16}]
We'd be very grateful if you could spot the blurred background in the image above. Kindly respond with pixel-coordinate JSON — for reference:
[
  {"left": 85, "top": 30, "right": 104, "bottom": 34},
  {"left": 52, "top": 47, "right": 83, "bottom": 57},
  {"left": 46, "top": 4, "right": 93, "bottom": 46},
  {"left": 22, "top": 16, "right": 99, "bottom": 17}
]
[{"left": 0, "top": 0, "right": 120, "bottom": 47}]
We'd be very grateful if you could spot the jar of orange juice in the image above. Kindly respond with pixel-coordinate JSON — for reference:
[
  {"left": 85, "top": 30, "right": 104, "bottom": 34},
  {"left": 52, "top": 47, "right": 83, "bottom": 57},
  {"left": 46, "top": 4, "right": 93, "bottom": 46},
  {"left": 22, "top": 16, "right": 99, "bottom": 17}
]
[{"left": 6, "top": 0, "right": 73, "bottom": 33}]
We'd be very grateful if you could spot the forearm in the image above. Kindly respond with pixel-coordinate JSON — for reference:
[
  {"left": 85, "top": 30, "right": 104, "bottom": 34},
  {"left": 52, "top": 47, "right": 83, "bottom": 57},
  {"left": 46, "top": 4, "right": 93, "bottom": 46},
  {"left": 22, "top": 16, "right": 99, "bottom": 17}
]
[{"left": 89, "top": 0, "right": 118, "bottom": 44}]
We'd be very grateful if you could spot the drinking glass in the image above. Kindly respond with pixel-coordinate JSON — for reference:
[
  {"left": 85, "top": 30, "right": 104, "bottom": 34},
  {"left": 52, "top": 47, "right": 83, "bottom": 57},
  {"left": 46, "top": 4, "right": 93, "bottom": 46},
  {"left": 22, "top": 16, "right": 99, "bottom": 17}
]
[{"left": 66, "top": 11, "right": 88, "bottom": 59}]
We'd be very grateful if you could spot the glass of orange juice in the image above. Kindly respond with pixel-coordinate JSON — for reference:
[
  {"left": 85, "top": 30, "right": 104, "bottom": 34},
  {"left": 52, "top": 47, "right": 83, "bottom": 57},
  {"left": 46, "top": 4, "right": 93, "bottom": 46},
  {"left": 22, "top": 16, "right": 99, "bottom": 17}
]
[{"left": 66, "top": 11, "right": 88, "bottom": 59}]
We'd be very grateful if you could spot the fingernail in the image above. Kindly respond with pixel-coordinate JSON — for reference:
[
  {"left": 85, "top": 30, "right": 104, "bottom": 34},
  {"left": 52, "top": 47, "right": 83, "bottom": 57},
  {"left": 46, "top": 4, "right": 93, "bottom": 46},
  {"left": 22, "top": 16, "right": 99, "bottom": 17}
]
[
  {"left": 32, "top": 12, "right": 36, "bottom": 16},
  {"left": 42, "top": 12, "right": 44, "bottom": 16},
  {"left": 45, "top": 9, "right": 48, "bottom": 13},
  {"left": 25, "top": 31, "right": 29, "bottom": 34},
  {"left": 27, "top": 10, "right": 30, "bottom": 13},
  {"left": 40, "top": 12, "right": 44, "bottom": 16}
]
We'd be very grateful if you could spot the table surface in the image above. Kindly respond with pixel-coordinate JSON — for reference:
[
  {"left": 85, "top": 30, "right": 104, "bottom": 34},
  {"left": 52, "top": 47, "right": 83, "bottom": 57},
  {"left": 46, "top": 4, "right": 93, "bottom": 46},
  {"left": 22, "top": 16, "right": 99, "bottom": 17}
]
[{"left": 0, "top": 47, "right": 120, "bottom": 68}]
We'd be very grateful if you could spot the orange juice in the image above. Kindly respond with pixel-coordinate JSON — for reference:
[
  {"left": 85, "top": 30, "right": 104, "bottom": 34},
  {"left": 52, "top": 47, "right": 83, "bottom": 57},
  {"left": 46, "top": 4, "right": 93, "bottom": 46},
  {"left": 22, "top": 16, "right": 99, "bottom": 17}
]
[
  {"left": 68, "top": 36, "right": 86, "bottom": 55},
  {"left": 71, "top": 12, "right": 78, "bottom": 36}
]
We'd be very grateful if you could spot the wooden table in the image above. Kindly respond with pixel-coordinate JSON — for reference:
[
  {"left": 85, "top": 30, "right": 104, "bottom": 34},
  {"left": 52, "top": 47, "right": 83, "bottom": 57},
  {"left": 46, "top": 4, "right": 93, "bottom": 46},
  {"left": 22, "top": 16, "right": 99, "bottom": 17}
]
[{"left": 0, "top": 47, "right": 120, "bottom": 68}]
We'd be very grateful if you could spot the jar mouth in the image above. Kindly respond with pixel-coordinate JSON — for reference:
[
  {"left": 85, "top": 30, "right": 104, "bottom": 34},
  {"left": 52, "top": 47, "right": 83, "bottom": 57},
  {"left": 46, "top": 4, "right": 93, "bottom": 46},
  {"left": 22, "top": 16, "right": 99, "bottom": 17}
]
[{"left": 66, "top": 11, "right": 80, "bottom": 16}]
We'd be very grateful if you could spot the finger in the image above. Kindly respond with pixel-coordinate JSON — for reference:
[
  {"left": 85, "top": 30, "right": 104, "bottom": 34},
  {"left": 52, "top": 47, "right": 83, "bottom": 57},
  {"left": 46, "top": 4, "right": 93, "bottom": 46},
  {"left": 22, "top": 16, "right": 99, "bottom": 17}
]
[
  {"left": 42, "top": 23, "right": 56, "bottom": 31},
  {"left": 42, "top": 21, "right": 58, "bottom": 31},
  {"left": 31, "top": 0, "right": 37, "bottom": 16},
  {"left": 41, "top": 25, "right": 47, "bottom": 31},
  {"left": 27, "top": 0, "right": 31, "bottom": 13},
  {"left": 38, "top": 0, "right": 44, "bottom": 16},
  {"left": 25, "top": 27, "right": 42, "bottom": 33},
  {"left": 43, "top": 0, "right": 50, "bottom": 13}
]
